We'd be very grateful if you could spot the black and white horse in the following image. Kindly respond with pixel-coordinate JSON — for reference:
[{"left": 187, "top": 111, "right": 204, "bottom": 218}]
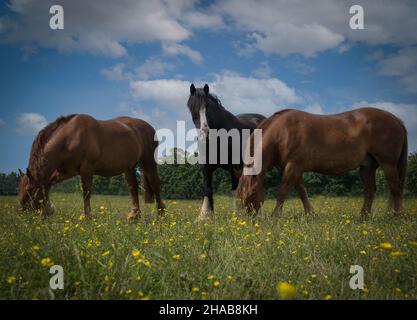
[{"left": 187, "top": 84, "right": 266, "bottom": 220}]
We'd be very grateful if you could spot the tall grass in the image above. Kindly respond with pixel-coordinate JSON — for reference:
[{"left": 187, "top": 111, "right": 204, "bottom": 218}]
[{"left": 1, "top": 194, "right": 416, "bottom": 299}]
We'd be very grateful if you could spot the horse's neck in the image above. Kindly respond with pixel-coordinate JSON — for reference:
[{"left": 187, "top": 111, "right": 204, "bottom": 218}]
[
  {"left": 212, "top": 104, "right": 241, "bottom": 129},
  {"left": 29, "top": 154, "right": 57, "bottom": 187}
]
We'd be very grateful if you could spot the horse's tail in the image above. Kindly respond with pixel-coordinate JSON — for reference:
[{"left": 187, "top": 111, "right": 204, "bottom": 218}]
[{"left": 398, "top": 123, "right": 408, "bottom": 195}]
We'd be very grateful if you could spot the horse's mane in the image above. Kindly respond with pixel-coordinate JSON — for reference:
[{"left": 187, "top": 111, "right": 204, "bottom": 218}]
[
  {"left": 188, "top": 89, "right": 229, "bottom": 112},
  {"left": 28, "top": 114, "right": 77, "bottom": 178},
  {"left": 208, "top": 93, "right": 227, "bottom": 111}
]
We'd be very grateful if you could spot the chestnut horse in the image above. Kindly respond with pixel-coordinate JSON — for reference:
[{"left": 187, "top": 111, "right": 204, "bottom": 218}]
[
  {"left": 237, "top": 108, "right": 408, "bottom": 219},
  {"left": 18, "top": 114, "right": 165, "bottom": 219}
]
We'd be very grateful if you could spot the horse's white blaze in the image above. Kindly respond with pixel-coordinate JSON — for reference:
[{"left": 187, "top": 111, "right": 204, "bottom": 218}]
[{"left": 199, "top": 106, "right": 209, "bottom": 138}]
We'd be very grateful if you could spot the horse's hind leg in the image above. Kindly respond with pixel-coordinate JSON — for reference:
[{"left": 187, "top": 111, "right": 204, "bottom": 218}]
[
  {"left": 141, "top": 160, "right": 165, "bottom": 215},
  {"left": 359, "top": 165, "right": 377, "bottom": 220},
  {"left": 81, "top": 173, "right": 93, "bottom": 217},
  {"left": 273, "top": 163, "right": 301, "bottom": 217},
  {"left": 124, "top": 169, "right": 140, "bottom": 220},
  {"left": 295, "top": 180, "right": 313, "bottom": 216},
  {"left": 380, "top": 163, "right": 403, "bottom": 216}
]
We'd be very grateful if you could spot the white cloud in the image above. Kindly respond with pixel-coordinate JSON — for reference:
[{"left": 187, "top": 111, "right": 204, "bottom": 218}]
[
  {"left": 252, "top": 22, "right": 344, "bottom": 57},
  {"left": 208, "top": 72, "right": 302, "bottom": 115},
  {"left": 377, "top": 47, "right": 417, "bottom": 93},
  {"left": 350, "top": 101, "right": 417, "bottom": 152},
  {"left": 0, "top": 118, "right": 5, "bottom": 127},
  {"left": 304, "top": 103, "right": 324, "bottom": 115},
  {"left": 101, "top": 58, "right": 173, "bottom": 82},
  {"left": 182, "top": 11, "right": 224, "bottom": 30},
  {"left": 215, "top": 0, "right": 417, "bottom": 56},
  {"left": 16, "top": 113, "right": 48, "bottom": 135},
  {"left": 130, "top": 72, "right": 302, "bottom": 117},
  {"left": 100, "top": 63, "right": 128, "bottom": 81},
  {"left": 252, "top": 61, "right": 272, "bottom": 78},
  {"left": 130, "top": 79, "right": 190, "bottom": 108},
  {"left": 1, "top": 0, "right": 193, "bottom": 58},
  {"left": 162, "top": 43, "right": 203, "bottom": 64},
  {"left": 286, "top": 58, "right": 316, "bottom": 75},
  {"left": 136, "top": 58, "right": 172, "bottom": 80}
]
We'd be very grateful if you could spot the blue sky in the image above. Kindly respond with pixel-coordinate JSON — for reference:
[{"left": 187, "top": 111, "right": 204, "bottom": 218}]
[{"left": 1, "top": 0, "right": 417, "bottom": 172}]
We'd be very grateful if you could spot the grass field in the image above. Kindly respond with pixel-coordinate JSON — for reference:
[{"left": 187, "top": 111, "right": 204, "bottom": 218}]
[{"left": 1, "top": 193, "right": 417, "bottom": 300}]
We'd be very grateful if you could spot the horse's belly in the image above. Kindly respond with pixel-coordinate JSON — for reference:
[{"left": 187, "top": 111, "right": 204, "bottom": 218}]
[
  {"left": 94, "top": 159, "right": 138, "bottom": 176},
  {"left": 304, "top": 145, "right": 366, "bottom": 174}
]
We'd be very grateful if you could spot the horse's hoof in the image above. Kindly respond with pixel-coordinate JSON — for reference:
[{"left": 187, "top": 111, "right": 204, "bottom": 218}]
[
  {"left": 41, "top": 207, "right": 55, "bottom": 218},
  {"left": 127, "top": 213, "right": 140, "bottom": 221},
  {"left": 197, "top": 212, "right": 213, "bottom": 222},
  {"left": 157, "top": 207, "right": 167, "bottom": 216}
]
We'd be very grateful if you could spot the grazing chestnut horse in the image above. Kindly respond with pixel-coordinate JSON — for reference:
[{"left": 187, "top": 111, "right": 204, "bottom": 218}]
[
  {"left": 18, "top": 114, "right": 165, "bottom": 219},
  {"left": 237, "top": 108, "right": 408, "bottom": 219}
]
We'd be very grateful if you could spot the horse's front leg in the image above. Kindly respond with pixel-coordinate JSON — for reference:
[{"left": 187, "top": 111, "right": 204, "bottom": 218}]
[
  {"left": 124, "top": 169, "right": 141, "bottom": 220},
  {"left": 41, "top": 186, "right": 55, "bottom": 217},
  {"left": 295, "top": 180, "right": 314, "bottom": 216},
  {"left": 81, "top": 173, "right": 93, "bottom": 217},
  {"left": 199, "top": 165, "right": 214, "bottom": 220},
  {"left": 273, "top": 163, "right": 300, "bottom": 217}
]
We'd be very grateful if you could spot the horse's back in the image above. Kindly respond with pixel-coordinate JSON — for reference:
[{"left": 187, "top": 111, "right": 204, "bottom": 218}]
[
  {"left": 236, "top": 113, "right": 266, "bottom": 129},
  {"left": 59, "top": 115, "right": 156, "bottom": 175},
  {"left": 263, "top": 107, "right": 406, "bottom": 173}
]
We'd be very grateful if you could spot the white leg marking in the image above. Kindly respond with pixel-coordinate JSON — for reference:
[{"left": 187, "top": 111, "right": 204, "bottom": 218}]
[
  {"left": 199, "top": 196, "right": 213, "bottom": 220},
  {"left": 232, "top": 190, "right": 243, "bottom": 215}
]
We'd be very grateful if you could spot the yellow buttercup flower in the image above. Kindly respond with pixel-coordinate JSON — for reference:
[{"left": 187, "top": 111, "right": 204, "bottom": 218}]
[
  {"left": 172, "top": 254, "right": 180, "bottom": 260},
  {"left": 380, "top": 242, "right": 393, "bottom": 250},
  {"left": 207, "top": 275, "right": 214, "bottom": 280},
  {"left": 192, "top": 287, "right": 199, "bottom": 292},
  {"left": 323, "top": 294, "right": 333, "bottom": 300},
  {"left": 132, "top": 249, "right": 140, "bottom": 258},
  {"left": 102, "top": 250, "right": 110, "bottom": 257},
  {"left": 40, "top": 258, "right": 53, "bottom": 267},
  {"left": 277, "top": 282, "right": 296, "bottom": 299},
  {"left": 213, "top": 280, "right": 220, "bottom": 287},
  {"left": 6, "top": 275, "right": 16, "bottom": 284},
  {"left": 408, "top": 241, "right": 417, "bottom": 247},
  {"left": 390, "top": 251, "right": 406, "bottom": 257}
]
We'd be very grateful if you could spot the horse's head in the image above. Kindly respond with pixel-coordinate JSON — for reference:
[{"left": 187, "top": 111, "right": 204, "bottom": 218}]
[
  {"left": 187, "top": 83, "right": 215, "bottom": 140},
  {"left": 18, "top": 168, "right": 45, "bottom": 211},
  {"left": 236, "top": 170, "right": 264, "bottom": 215}
]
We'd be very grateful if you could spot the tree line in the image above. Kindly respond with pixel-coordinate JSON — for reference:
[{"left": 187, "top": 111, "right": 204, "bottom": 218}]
[{"left": 1, "top": 150, "right": 417, "bottom": 198}]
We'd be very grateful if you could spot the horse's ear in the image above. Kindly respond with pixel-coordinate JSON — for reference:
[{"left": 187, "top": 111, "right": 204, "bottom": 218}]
[
  {"left": 26, "top": 168, "right": 33, "bottom": 181},
  {"left": 233, "top": 167, "right": 243, "bottom": 178},
  {"left": 18, "top": 168, "right": 25, "bottom": 178},
  {"left": 190, "top": 84, "right": 196, "bottom": 95},
  {"left": 203, "top": 84, "right": 209, "bottom": 95}
]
